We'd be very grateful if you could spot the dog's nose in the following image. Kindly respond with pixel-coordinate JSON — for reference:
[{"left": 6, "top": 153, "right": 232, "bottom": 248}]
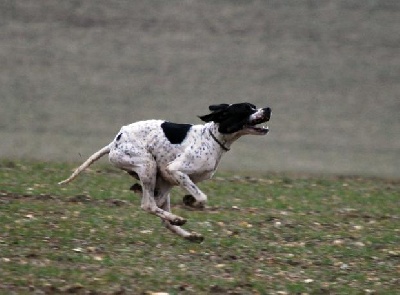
[{"left": 263, "top": 107, "right": 271, "bottom": 120}]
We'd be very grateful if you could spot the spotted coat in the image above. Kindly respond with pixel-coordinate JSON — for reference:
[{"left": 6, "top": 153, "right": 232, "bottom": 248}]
[{"left": 59, "top": 103, "right": 271, "bottom": 242}]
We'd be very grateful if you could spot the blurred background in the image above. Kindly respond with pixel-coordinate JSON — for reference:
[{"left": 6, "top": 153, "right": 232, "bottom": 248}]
[{"left": 1, "top": 0, "right": 399, "bottom": 177}]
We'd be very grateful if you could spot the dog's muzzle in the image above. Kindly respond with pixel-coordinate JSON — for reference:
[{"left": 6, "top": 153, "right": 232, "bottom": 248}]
[{"left": 246, "top": 107, "right": 271, "bottom": 134}]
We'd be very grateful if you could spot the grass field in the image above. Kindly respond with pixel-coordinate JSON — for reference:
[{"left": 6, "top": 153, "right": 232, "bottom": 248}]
[{"left": 1, "top": 161, "right": 399, "bottom": 294}]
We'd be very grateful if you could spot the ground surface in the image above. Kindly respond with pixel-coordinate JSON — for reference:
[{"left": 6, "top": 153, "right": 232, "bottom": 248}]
[
  {"left": 1, "top": 161, "right": 399, "bottom": 294},
  {"left": 1, "top": 1, "right": 399, "bottom": 177}
]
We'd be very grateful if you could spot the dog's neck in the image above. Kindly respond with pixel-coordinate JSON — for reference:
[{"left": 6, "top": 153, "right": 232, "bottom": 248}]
[
  {"left": 206, "top": 123, "right": 242, "bottom": 152},
  {"left": 209, "top": 128, "right": 230, "bottom": 152}
]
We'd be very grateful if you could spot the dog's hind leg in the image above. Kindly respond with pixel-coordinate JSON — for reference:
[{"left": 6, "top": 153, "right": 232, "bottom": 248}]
[
  {"left": 162, "top": 220, "right": 204, "bottom": 243},
  {"left": 109, "top": 145, "right": 186, "bottom": 225},
  {"left": 135, "top": 156, "right": 187, "bottom": 226},
  {"left": 130, "top": 177, "right": 201, "bottom": 241},
  {"left": 157, "top": 186, "right": 204, "bottom": 243}
]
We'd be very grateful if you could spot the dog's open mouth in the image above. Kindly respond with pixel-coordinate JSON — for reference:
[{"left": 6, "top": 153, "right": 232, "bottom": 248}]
[
  {"left": 245, "top": 111, "right": 270, "bottom": 134},
  {"left": 246, "top": 121, "right": 269, "bottom": 134}
]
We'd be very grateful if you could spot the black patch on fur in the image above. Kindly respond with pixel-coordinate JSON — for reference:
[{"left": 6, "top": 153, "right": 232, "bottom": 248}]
[{"left": 161, "top": 121, "right": 192, "bottom": 144}]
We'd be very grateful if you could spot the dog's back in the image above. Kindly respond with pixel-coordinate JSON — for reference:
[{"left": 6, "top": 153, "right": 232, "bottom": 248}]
[{"left": 109, "top": 120, "right": 214, "bottom": 172}]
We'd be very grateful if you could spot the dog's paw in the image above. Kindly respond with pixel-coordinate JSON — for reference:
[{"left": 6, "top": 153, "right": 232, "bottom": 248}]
[
  {"left": 183, "top": 195, "right": 205, "bottom": 209},
  {"left": 185, "top": 233, "right": 204, "bottom": 243},
  {"left": 170, "top": 217, "right": 187, "bottom": 226}
]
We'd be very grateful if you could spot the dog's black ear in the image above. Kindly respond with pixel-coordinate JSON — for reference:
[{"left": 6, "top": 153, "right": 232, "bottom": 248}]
[
  {"left": 198, "top": 113, "right": 217, "bottom": 122},
  {"left": 209, "top": 104, "right": 230, "bottom": 112},
  {"left": 198, "top": 104, "right": 230, "bottom": 122}
]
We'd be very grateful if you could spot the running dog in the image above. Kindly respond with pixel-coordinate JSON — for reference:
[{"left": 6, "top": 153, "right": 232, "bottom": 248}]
[{"left": 59, "top": 103, "right": 271, "bottom": 242}]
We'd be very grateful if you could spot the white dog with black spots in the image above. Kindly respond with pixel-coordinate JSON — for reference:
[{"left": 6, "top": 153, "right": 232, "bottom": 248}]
[{"left": 59, "top": 103, "right": 271, "bottom": 242}]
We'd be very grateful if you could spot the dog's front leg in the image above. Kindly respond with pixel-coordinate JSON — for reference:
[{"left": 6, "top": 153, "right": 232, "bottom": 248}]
[
  {"left": 161, "top": 162, "right": 207, "bottom": 208},
  {"left": 159, "top": 194, "right": 204, "bottom": 243}
]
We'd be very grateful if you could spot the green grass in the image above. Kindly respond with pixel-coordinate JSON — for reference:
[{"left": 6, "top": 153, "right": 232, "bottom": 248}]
[{"left": 1, "top": 161, "right": 399, "bottom": 294}]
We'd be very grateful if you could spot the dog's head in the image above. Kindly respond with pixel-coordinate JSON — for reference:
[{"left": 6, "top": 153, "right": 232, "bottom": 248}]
[{"left": 199, "top": 102, "right": 271, "bottom": 135}]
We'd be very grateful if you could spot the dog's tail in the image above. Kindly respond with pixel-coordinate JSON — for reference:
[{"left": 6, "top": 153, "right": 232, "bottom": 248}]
[{"left": 58, "top": 145, "right": 111, "bottom": 185}]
